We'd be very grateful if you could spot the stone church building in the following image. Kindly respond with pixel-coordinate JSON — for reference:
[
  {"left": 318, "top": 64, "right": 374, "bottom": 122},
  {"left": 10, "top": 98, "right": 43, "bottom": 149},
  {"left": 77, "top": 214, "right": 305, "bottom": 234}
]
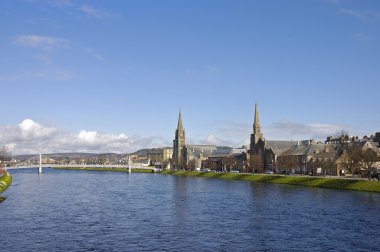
[
  {"left": 249, "top": 103, "right": 295, "bottom": 172},
  {"left": 172, "top": 110, "right": 186, "bottom": 169}
]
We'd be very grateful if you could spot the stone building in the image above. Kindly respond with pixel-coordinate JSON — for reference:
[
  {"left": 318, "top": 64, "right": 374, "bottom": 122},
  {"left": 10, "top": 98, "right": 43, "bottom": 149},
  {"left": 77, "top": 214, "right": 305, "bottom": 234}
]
[
  {"left": 249, "top": 103, "right": 295, "bottom": 172},
  {"left": 147, "top": 147, "right": 173, "bottom": 164},
  {"left": 277, "top": 140, "right": 325, "bottom": 174},
  {"left": 203, "top": 152, "right": 247, "bottom": 172}
]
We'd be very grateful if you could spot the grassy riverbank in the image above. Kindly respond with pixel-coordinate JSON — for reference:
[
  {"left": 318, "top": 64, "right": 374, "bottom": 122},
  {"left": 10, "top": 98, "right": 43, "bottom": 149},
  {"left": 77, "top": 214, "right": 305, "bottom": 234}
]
[
  {"left": 160, "top": 170, "right": 380, "bottom": 193},
  {"left": 53, "top": 167, "right": 154, "bottom": 173},
  {"left": 0, "top": 172, "right": 13, "bottom": 199}
]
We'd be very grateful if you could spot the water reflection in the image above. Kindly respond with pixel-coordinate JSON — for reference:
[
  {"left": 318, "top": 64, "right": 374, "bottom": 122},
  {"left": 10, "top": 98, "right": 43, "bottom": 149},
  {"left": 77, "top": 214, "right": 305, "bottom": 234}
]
[{"left": 1, "top": 169, "right": 379, "bottom": 251}]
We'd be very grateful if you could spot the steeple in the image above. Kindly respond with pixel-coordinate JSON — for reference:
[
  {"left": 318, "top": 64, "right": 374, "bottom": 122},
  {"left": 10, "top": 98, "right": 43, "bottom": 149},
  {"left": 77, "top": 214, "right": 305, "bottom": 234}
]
[
  {"left": 173, "top": 109, "right": 186, "bottom": 169},
  {"left": 253, "top": 103, "right": 261, "bottom": 137},
  {"left": 177, "top": 110, "right": 183, "bottom": 131}
]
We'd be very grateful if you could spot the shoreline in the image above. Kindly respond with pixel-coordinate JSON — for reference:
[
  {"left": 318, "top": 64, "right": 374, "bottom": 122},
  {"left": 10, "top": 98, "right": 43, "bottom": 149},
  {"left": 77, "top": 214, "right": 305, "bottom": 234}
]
[
  {"left": 0, "top": 172, "right": 13, "bottom": 197},
  {"left": 160, "top": 170, "right": 380, "bottom": 193},
  {"left": 52, "top": 167, "right": 154, "bottom": 173}
]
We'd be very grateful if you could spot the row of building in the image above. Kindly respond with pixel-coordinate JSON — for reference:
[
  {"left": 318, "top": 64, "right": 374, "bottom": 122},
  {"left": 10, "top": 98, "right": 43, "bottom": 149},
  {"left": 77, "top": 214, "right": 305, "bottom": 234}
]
[
  {"left": 169, "top": 104, "right": 380, "bottom": 175},
  {"left": 132, "top": 104, "right": 379, "bottom": 176}
]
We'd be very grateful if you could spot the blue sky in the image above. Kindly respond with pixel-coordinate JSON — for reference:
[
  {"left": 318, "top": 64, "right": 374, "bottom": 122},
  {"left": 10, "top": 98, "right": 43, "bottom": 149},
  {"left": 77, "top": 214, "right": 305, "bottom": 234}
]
[{"left": 0, "top": 0, "right": 379, "bottom": 154}]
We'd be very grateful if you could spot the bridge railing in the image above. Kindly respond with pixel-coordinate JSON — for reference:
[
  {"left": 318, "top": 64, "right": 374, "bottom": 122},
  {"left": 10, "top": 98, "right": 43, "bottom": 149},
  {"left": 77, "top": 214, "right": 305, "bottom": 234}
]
[{"left": 7, "top": 163, "right": 155, "bottom": 170}]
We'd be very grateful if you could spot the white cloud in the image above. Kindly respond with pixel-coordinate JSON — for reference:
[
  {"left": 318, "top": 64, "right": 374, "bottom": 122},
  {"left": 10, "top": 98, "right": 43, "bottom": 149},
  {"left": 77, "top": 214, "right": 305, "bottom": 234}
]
[
  {"left": 13, "top": 35, "right": 69, "bottom": 50},
  {"left": 86, "top": 48, "right": 104, "bottom": 61},
  {"left": 197, "top": 133, "right": 245, "bottom": 148},
  {"left": 28, "top": 0, "right": 117, "bottom": 19},
  {"left": 355, "top": 32, "right": 371, "bottom": 42},
  {"left": 324, "top": 0, "right": 344, "bottom": 4},
  {"left": 203, "top": 119, "right": 350, "bottom": 147},
  {"left": 0, "top": 69, "right": 73, "bottom": 82},
  {"left": 340, "top": 9, "right": 367, "bottom": 20},
  {"left": 185, "top": 65, "right": 222, "bottom": 78},
  {"left": 0, "top": 119, "right": 168, "bottom": 154},
  {"left": 78, "top": 4, "right": 113, "bottom": 19},
  {"left": 35, "top": 54, "right": 53, "bottom": 64},
  {"left": 264, "top": 120, "right": 349, "bottom": 140},
  {"left": 0, "top": 119, "right": 57, "bottom": 144},
  {"left": 203, "top": 65, "right": 221, "bottom": 75},
  {"left": 339, "top": 8, "right": 380, "bottom": 22},
  {"left": 28, "top": 0, "right": 74, "bottom": 7}
]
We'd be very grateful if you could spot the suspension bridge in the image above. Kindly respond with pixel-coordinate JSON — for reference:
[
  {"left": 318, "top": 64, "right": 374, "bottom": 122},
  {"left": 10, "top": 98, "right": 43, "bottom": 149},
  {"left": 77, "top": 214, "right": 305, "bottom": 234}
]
[{"left": 6, "top": 154, "right": 160, "bottom": 173}]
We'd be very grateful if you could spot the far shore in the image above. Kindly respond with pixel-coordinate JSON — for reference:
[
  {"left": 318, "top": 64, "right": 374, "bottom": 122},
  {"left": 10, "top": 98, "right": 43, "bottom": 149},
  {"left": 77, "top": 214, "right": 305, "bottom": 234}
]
[
  {"left": 52, "top": 167, "right": 154, "bottom": 173},
  {"left": 160, "top": 170, "right": 380, "bottom": 193},
  {"left": 39, "top": 167, "right": 380, "bottom": 193}
]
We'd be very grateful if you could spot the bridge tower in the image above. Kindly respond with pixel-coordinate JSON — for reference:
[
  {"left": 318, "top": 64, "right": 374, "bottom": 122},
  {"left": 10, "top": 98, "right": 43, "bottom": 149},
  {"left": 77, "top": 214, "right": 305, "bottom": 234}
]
[
  {"left": 128, "top": 155, "right": 132, "bottom": 174},
  {"left": 38, "top": 153, "right": 42, "bottom": 174}
]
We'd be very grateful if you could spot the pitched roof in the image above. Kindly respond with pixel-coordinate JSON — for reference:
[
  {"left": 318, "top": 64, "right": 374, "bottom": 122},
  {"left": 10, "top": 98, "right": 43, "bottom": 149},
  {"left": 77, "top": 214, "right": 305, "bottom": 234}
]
[
  {"left": 266, "top": 140, "right": 297, "bottom": 155},
  {"left": 279, "top": 141, "right": 325, "bottom": 156}
]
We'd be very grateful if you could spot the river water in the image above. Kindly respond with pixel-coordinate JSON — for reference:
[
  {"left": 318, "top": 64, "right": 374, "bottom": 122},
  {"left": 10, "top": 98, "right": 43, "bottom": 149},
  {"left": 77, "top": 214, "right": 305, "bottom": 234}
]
[{"left": 0, "top": 168, "right": 379, "bottom": 251}]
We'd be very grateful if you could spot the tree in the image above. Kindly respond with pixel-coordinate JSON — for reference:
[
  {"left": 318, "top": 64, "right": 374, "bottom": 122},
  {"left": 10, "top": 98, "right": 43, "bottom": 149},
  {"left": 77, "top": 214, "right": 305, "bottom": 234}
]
[
  {"left": 222, "top": 156, "right": 236, "bottom": 172},
  {"left": 187, "top": 159, "right": 196, "bottom": 170},
  {"left": 311, "top": 158, "right": 336, "bottom": 176},
  {"left": 250, "top": 154, "right": 264, "bottom": 173},
  {"left": 330, "top": 130, "right": 350, "bottom": 152},
  {"left": 342, "top": 145, "right": 362, "bottom": 175},
  {"left": 358, "top": 149, "right": 378, "bottom": 180},
  {"left": 162, "top": 160, "right": 170, "bottom": 169},
  {"left": 0, "top": 145, "right": 11, "bottom": 169}
]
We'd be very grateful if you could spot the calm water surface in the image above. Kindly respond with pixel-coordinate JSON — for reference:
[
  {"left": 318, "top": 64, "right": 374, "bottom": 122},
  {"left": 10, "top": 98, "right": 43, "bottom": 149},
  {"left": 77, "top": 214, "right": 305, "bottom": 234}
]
[{"left": 1, "top": 168, "right": 379, "bottom": 251}]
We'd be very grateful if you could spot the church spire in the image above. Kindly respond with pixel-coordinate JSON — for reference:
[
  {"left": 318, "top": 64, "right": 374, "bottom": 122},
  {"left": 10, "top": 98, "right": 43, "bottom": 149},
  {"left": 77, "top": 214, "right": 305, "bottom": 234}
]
[
  {"left": 177, "top": 109, "right": 183, "bottom": 131},
  {"left": 253, "top": 103, "right": 261, "bottom": 137}
]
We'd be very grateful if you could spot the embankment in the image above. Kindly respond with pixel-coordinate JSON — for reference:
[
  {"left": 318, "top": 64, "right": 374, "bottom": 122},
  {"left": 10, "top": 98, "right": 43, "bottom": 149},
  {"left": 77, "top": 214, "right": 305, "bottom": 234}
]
[
  {"left": 0, "top": 171, "right": 13, "bottom": 201},
  {"left": 160, "top": 170, "right": 380, "bottom": 193}
]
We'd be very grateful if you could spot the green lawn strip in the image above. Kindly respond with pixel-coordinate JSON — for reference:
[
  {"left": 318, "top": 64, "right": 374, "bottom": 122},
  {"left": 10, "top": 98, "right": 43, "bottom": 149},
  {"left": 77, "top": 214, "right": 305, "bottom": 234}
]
[
  {"left": 159, "top": 170, "right": 380, "bottom": 193},
  {"left": 0, "top": 172, "right": 12, "bottom": 194},
  {"left": 53, "top": 167, "right": 153, "bottom": 173}
]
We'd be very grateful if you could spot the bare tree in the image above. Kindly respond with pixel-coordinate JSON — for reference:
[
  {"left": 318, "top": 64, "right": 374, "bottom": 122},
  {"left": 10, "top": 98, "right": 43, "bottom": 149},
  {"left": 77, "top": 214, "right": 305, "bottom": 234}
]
[
  {"left": 250, "top": 154, "right": 264, "bottom": 174},
  {"left": 0, "top": 145, "right": 11, "bottom": 169},
  {"left": 223, "top": 156, "right": 236, "bottom": 172},
  {"left": 330, "top": 130, "right": 350, "bottom": 152},
  {"left": 342, "top": 145, "right": 362, "bottom": 175},
  {"left": 358, "top": 149, "right": 378, "bottom": 180}
]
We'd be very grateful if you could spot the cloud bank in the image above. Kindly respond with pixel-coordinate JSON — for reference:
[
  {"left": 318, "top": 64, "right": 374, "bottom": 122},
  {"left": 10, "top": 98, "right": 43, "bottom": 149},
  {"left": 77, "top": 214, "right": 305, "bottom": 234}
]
[
  {"left": 0, "top": 119, "right": 352, "bottom": 155},
  {"left": 13, "top": 35, "right": 69, "bottom": 50},
  {"left": 0, "top": 119, "right": 168, "bottom": 155},
  {"left": 199, "top": 120, "right": 351, "bottom": 148}
]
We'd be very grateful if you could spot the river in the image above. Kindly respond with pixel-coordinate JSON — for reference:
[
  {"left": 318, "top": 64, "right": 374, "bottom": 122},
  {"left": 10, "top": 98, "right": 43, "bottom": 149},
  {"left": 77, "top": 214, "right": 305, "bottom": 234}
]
[{"left": 0, "top": 168, "right": 379, "bottom": 251}]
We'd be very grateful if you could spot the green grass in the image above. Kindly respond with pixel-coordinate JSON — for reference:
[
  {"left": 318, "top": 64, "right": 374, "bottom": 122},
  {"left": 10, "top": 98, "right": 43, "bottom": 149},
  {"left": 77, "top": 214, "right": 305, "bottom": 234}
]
[
  {"left": 53, "top": 167, "right": 154, "bottom": 173},
  {"left": 0, "top": 172, "right": 12, "bottom": 195},
  {"left": 160, "top": 170, "right": 380, "bottom": 193}
]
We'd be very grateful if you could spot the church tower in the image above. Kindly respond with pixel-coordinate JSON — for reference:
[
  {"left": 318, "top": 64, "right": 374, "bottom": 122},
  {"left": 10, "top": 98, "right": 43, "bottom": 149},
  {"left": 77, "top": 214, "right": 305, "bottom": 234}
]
[
  {"left": 250, "top": 103, "right": 265, "bottom": 171},
  {"left": 252, "top": 103, "right": 263, "bottom": 144},
  {"left": 173, "top": 110, "right": 186, "bottom": 169}
]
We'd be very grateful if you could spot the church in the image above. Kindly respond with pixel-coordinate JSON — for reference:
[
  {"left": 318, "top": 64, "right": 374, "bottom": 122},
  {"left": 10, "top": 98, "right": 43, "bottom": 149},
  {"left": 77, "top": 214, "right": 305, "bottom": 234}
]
[
  {"left": 249, "top": 103, "right": 295, "bottom": 172},
  {"left": 172, "top": 111, "right": 235, "bottom": 169},
  {"left": 172, "top": 110, "right": 186, "bottom": 168}
]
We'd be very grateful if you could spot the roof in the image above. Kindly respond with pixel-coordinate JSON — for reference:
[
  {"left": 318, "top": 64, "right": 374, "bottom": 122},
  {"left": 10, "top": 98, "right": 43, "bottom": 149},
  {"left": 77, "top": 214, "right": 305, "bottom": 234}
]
[
  {"left": 279, "top": 141, "right": 325, "bottom": 156},
  {"left": 266, "top": 140, "right": 297, "bottom": 155},
  {"left": 312, "top": 151, "right": 337, "bottom": 160},
  {"left": 207, "top": 152, "right": 246, "bottom": 160}
]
